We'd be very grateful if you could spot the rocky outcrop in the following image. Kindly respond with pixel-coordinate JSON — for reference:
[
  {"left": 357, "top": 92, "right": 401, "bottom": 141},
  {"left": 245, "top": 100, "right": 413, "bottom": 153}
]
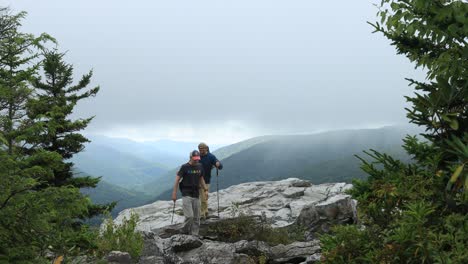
[
  {"left": 137, "top": 232, "right": 320, "bottom": 264},
  {"left": 115, "top": 178, "right": 353, "bottom": 229},
  {"left": 111, "top": 178, "right": 356, "bottom": 264},
  {"left": 106, "top": 251, "right": 132, "bottom": 264}
]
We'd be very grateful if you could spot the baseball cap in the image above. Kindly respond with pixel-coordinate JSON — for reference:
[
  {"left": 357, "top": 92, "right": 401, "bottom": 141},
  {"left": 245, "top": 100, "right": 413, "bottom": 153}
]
[{"left": 190, "top": 150, "right": 201, "bottom": 160}]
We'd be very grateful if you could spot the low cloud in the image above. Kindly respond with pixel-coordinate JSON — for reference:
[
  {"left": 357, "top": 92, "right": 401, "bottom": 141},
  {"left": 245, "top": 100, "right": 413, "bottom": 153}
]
[{"left": 8, "top": 0, "right": 425, "bottom": 143}]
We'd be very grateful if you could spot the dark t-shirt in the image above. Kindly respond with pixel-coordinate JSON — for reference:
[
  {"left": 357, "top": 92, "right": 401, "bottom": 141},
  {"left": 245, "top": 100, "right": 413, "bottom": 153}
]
[
  {"left": 177, "top": 162, "right": 204, "bottom": 198},
  {"left": 199, "top": 152, "right": 223, "bottom": 184}
]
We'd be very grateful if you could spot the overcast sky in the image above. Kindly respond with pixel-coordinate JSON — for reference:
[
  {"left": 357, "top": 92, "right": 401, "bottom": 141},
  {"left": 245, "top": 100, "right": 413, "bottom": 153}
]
[{"left": 2, "top": 0, "right": 424, "bottom": 144}]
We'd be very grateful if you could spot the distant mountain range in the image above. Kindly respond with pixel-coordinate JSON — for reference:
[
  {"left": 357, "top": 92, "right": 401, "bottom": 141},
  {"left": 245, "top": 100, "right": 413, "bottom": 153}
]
[
  {"left": 214, "top": 126, "right": 414, "bottom": 187},
  {"left": 213, "top": 135, "right": 276, "bottom": 160},
  {"left": 77, "top": 126, "right": 422, "bottom": 218},
  {"left": 83, "top": 136, "right": 190, "bottom": 167},
  {"left": 72, "top": 143, "right": 168, "bottom": 191},
  {"left": 152, "top": 126, "right": 420, "bottom": 201},
  {"left": 81, "top": 179, "right": 152, "bottom": 218},
  {"left": 79, "top": 135, "right": 225, "bottom": 163},
  {"left": 73, "top": 136, "right": 225, "bottom": 192}
]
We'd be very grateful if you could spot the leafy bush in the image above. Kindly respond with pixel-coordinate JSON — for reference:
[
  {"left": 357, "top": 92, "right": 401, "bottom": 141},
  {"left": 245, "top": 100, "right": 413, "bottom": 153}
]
[
  {"left": 95, "top": 212, "right": 144, "bottom": 261},
  {"left": 205, "top": 212, "right": 305, "bottom": 246},
  {"left": 320, "top": 225, "right": 380, "bottom": 263}
]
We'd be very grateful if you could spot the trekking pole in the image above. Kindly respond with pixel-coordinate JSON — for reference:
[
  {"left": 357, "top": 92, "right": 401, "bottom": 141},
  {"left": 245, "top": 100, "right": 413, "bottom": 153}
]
[
  {"left": 171, "top": 201, "right": 176, "bottom": 224},
  {"left": 216, "top": 168, "right": 220, "bottom": 218}
]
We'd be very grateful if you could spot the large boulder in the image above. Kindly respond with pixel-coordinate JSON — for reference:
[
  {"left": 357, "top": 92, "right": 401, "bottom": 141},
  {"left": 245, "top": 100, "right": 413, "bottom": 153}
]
[
  {"left": 168, "top": 235, "right": 203, "bottom": 252},
  {"left": 270, "top": 241, "right": 320, "bottom": 263},
  {"left": 106, "top": 251, "right": 132, "bottom": 264}
]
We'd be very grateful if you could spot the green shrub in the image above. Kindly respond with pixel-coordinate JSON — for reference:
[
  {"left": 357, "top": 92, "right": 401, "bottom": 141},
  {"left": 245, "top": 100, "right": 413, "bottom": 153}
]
[
  {"left": 205, "top": 214, "right": 258, "bottom": 242},
  {"left": 320, "top": 225, "right": 380, "bottom": 263},
  {"left": 95, "top": 212, "right": 144, "bottom": 261},
  {"left": 204, "top": 212, "right": 306, "bottom": 246}
]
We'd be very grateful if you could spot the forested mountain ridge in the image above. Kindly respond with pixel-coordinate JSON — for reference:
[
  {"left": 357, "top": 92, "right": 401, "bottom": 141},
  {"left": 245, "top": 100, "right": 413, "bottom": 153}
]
[
  {"left": 80, "top": 179, "right": 153, "bottom": 218},
  {"left": 152, "top": 126, "right": 417, "bottom": 201},
  {"left": 72, "top": 143, "right": 168, "bottom": 191}
]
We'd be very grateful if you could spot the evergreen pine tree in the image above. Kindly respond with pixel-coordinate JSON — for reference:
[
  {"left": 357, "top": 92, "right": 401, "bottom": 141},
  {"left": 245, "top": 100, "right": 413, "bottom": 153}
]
[
  {"left": 0, "top": 9, "right": 47, "bottom": 156},
  {"left": 28, "top": 50, "right": 100, "bottom": 188},
  {"left": 28, "top": 50, "right": 112, "bottom": 218},
  {"left": 0, "top": 9, "right": 104, "bottom": 262}
]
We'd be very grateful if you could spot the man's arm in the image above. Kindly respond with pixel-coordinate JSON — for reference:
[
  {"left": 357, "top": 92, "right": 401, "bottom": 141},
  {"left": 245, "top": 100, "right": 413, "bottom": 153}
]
[
  {"left": 172, "top": 175, "right": 181, "bottom": 202},
  {"left": 211, "top": 154, "right": 223, "bottom": 170},
  {"left": 200, "top": 175, "right": 209, "bottom": 199},
  {"left": 200, "top": 176, "right": 208, "bottom": 191},
  {"left": 199, "top": 167, "right": 208, "bottom": 190}
]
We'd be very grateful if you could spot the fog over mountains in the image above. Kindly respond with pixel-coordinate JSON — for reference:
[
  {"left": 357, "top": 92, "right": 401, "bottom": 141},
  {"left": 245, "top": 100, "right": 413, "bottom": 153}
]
[
  {"left": 73, "top": 137, "right": 225, "bottom": 191},
  {"left": 75, "top": 138, "right": 226, "bottom": 217},
  {"left": 152, "top": 126, "right": 418, "bottom": 200},
  {"left": 75, "top": 125, "right": 421, "bottom": 217}
]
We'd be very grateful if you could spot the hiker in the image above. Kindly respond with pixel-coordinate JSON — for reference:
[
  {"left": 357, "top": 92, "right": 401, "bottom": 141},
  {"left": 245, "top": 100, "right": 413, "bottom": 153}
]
[
  {"left": 198, "top": 142, "right": 223, "bottom": 219},
  {"left": 171, "top": 150, "right": 208, "bottom": 236}
]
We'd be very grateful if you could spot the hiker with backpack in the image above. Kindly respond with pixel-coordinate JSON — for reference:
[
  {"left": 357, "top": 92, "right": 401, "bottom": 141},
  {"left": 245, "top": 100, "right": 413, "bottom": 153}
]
[
  {"left": 197, "top": 142, "right": 223, "bottom": 219},
  {"left": 171, "top": 150, "right": 208, "bottom": 236}
]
